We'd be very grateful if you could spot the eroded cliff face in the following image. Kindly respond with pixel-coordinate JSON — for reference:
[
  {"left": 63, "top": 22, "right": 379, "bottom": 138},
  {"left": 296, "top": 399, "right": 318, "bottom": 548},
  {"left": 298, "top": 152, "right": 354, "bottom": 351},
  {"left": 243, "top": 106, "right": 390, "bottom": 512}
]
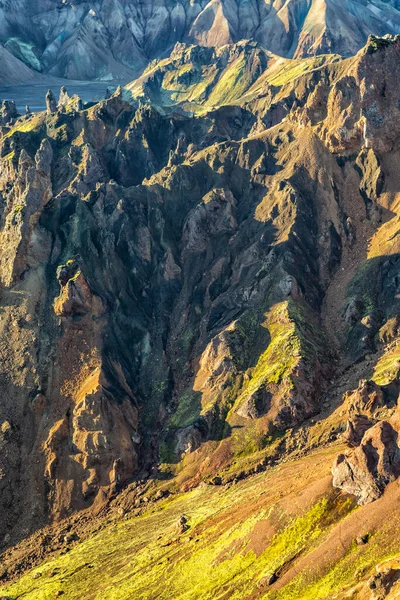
[
  {"left": 1, "top": 0, "right": 400, "bottom": 80},
  {"left": 0, "top": 36, "right": 400, "bottom": 555}
]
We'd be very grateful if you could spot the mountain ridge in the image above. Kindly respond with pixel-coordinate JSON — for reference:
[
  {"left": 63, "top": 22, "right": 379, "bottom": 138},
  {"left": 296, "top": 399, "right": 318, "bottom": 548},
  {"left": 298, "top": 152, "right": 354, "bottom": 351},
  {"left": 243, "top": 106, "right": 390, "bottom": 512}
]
[
  {"left": 0, "top": 33, "right": 399, "bottom": 599},
  {"left": 1, "top": 0, "right": 400, "bottom": 81}
]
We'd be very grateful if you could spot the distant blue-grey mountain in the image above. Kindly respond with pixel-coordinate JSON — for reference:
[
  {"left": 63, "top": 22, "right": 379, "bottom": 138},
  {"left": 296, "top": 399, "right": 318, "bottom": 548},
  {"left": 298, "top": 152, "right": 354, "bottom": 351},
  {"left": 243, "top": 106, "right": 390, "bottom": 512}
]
[{"left": 1, "top": 0, "right": 400, "bottom": 82}]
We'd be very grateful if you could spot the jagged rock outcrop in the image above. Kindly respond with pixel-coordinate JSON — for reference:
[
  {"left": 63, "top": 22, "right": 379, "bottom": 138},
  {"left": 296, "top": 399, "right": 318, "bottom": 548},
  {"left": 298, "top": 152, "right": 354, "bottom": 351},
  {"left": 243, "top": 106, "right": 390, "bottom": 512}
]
[
  {"left": 333, "top": 418, "right": 400, "bottom": 505},
  {"left": 0, "top": 34, "right": 400, "bottom": 552},
  {"left": 333, "top": 557, "right": 400, "bottom": 599},
  {"left": 0, "top": 101, "right": 18, "bottom": 126},
  {"left": 45, "top": 90, "right": 57, "bottom": 114},
  {"left": 332, "top": 380, "right": 400, "bottom": 504}
]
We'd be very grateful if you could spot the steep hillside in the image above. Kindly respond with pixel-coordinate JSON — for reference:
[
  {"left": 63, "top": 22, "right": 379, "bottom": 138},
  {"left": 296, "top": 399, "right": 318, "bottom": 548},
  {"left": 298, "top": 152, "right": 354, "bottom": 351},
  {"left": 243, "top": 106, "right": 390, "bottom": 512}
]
[
  {"left": 0, "top": 33, "right": 400, "bottom": 599},
  {"left": 0, "top": 44, "right": 40, "bottom": 85},
  {"left": 126, "top": 40, "right": 340, "bottom": 113},
  {"left": 1, "top": 0, "right": 400, "bottom": 80}
]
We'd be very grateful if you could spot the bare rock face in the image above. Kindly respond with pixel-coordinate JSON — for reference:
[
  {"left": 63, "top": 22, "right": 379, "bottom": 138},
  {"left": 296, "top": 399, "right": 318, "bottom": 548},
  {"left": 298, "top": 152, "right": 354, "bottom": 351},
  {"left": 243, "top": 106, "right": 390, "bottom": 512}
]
[
  {"left": 236, "top": 387, "right": 272, "bottom": 420},
  {"left": 332, "top": 381, "right": 400, "bottom": 504},
  {"left": 317, "top": 35, "right": 400, "bottom": 155},
  {"left": 0, "top": 80, "right": 335, "bottom": 540},
  {"left": 58, "top": 86, "right": 70, "bottom": 108},
  {"left": 54, "top": 260, "right": 93, "bottom": 317},
  {"left": 1, "top": 1, "right": 400, "bottom": 80},
  {"left": 343, "top": 414, "right": 375, "bottom": 447},
  {"left": 0, "top": 101, "right": 18, "bottom": 126},
  {"left": 45, "top": 90, "right": 57, "bottom": 115},
  {"left": 0, "top": 141, "right": 53, "bottom": 288},
  {"left": 344, "top": 298, "right": 365, "bottom": 326},
  {"left": 0, "top": 44, "right": 39, "bottom": 85},
  {"left": 344, "top": 380, "right": 386, "bottom": 417},
  {"left": 333, "top": 420, "right": 400, "bottom": 505}
]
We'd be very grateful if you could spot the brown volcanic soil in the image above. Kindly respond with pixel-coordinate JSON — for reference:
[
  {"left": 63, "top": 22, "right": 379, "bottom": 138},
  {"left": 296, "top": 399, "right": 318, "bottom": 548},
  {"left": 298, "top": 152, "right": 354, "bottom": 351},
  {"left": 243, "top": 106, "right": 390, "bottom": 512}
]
[{"left": 0, "top": 34, "right": 400, "bottom": 600}]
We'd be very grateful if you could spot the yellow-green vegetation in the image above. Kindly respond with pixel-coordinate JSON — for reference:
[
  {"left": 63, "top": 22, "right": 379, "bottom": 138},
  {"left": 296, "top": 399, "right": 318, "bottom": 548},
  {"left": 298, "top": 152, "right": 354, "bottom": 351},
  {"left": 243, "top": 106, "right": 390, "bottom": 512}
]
[
  {"left": 161, "top": 66, "right": 216, "bottom": 106},
  {"left": 1, "top": 420, "right": 11, "bottom": 434},
  {"left": 72, "top": 130, "right": 86, "bottom": 147},
  {"left": 259, "top": 497, "right": 337, "bottom": 582},
  {"left": 1, "top": 448, "right": 366, "bottom": 600},
  {"left": 367, "top": 35, "right": 396, "bottom": 54},
  {"left": 230, "top": 419, "right": 270, "bottom": 458},
  {"left": 257, "top": 302, "right": 300, "bottom": 383},
  {"left": 272, "top": 531, "right": 400, "bottom": 600},
  {"left": 234, "top": 302, "right": 300, "bottom": 411},
  {"left": 207, "top": 55, "right": 257, "bottom": 106},
  {"left": 46, "top": 122, "right": 69, "bottom": 145},
  {"left": 70, "top": 269, "right": 81, "bottom": 282},
  {"left": 170, "top": 390, "right": 201, "bottom": 429},
  {"left": 2, "top": 113, "right": 44, "bottom": 139},
  {"left": 63, "top": 96, "right": 82, "bottom": 113},
  {"left": 372, "top": 346, "right": 400, "bottom": 385},
  {"left": 162, "top": 64, "right": 196, "bottom": 89},
  {"left": 130, "top": 62, "right": 217, "bottom": 108},
  {"left": 221, "top": 298, "right": 327, "bottom": 464},
  {"left": 2, "top": 151, "right": 15, "bottom": 161},
  {"left": 127, "top": 44, "right": 340, "bottom": 115},
  {"left": 14, "top": 204, "right": 24, "bottom": 213},
  {"left": 261, "top": 55, "right": 338, "bottom": 88}
]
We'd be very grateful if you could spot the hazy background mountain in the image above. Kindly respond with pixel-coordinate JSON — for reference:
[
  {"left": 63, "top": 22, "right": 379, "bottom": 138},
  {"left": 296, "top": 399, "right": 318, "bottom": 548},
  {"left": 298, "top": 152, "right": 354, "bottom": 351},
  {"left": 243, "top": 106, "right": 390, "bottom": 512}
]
[
  {"left": 0, "top": 44, "right": 42, "bottom": 84},
  {"left": 1, "top": 0, "right": 400, "bottom": 82}
]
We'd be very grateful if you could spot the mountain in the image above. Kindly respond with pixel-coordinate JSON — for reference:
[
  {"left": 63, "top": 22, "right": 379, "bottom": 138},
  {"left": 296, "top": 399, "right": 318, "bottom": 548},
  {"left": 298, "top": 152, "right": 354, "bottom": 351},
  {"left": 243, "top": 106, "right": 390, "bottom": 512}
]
[
  {"left": 0, "top": 44, "right": 41, "bottom": 85},
  {"left": 0, "top": 33, "right": 399, "bottom": 599},
  {"left": 1, "top": 0, "right": 400, "bottom": 80},
  {"left": 126, "top": 40, "right": 340, "bottom": 113}
]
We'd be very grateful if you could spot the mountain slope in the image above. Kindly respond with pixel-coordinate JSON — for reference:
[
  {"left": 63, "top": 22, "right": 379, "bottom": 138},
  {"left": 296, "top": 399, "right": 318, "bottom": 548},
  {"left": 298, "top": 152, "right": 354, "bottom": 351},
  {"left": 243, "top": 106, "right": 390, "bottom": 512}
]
[
  {"left": 1, "top": 0, "right": 400, "bottom": 80},
  {"left": 126, "top": 40, "right": 340, "bottom": 113},
  {"left": 3, "top": 448, "right": 400, "bottom": 599},
  {"left": 0, "top": 44, "right": 40, "bottom": 85},
  {"left": 0, "top": 33, "right": 400, "bottom": 600}
]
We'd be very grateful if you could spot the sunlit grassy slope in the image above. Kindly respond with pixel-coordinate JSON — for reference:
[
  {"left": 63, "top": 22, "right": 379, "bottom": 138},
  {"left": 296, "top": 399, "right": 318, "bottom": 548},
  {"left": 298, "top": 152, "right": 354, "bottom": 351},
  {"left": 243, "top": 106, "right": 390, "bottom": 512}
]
[
  {"left": 126, "top": 42, "right": 340, "bottom": 113},
  {"left": 3, "top": 446, "right": 400, "bottom": 600}
]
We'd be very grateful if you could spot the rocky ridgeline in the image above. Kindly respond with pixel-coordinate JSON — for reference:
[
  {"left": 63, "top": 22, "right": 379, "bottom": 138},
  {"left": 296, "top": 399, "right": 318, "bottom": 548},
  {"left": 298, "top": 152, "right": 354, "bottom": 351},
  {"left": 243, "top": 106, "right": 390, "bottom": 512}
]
[
  {"left": 0, "top": 87, "right": 86, "bottom": 129},
  {"left": 0, "top": 35, "right": 399, "bottom": 556},
  {"left": 1, "top": 0, "right": 400, "bottom": 81}
]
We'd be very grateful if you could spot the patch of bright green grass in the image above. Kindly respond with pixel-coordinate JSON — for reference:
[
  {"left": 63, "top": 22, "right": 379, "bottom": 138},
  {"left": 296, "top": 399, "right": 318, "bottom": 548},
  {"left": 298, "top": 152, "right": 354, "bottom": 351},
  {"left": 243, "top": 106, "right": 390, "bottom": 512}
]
[
  {"left": 207, "top": 55, "right": 255, "bottom": 106},
  {"left": 265, "top": 55, "right": 336, "bottom": 87}
]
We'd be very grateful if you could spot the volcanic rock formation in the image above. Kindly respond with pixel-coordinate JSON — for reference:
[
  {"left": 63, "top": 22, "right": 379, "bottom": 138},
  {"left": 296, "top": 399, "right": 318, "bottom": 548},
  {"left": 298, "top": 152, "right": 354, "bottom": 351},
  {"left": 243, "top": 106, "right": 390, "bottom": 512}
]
[
  {"left": 332, "top": 380, "right": 400, "bottom": 505},
  {"left": 0, "top": 37, "right": 399, "bottom": 596}
]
